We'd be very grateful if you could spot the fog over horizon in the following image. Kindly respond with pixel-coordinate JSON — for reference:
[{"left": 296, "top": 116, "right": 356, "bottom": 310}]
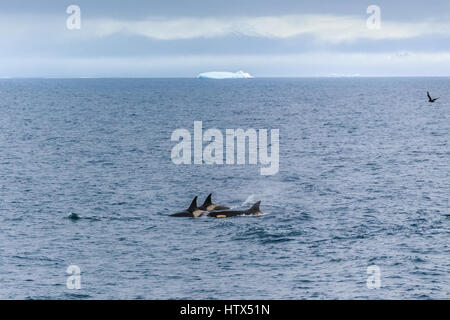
[{"left": 2, "top": 0, "right": 450, "bottom": 77}]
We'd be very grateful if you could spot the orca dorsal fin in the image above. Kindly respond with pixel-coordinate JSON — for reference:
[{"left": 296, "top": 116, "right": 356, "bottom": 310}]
[
  {"left": 248, "top": 201, "right": 261, "bottom": 213},
  {"left": 202, "top": 193, "right": 213, "bottom": 207},
  {"left": 187, "top": 196, "right": 198, "bottom": 212}
]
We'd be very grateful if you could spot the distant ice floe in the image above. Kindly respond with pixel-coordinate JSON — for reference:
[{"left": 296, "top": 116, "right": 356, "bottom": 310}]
[
  {"left": 197, "top": 70, "right": 253, "bottom": 79},
  {"left": 327, "top": 73, "right": 361, "bottom": 78}
]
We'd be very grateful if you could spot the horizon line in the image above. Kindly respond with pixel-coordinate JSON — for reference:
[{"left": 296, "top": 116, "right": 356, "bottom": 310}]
[{"left": 1, "top": 75, "right": 450, "bottom": 80}]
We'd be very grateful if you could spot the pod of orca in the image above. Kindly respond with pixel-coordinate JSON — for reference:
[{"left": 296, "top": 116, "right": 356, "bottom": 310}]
[{"left": 170, "top": 194, "right": 262, "bottom": 218}]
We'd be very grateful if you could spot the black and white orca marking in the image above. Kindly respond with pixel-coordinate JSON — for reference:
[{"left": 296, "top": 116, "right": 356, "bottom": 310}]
[
  {"left": 198, "top": 193, "right": 230, "bottom": 212},
  {"left": 170, "top": 196, "right": 204, "bottom": 217},
  {"left": 208, "top": 201, "right": 262, "bottom": 218}
]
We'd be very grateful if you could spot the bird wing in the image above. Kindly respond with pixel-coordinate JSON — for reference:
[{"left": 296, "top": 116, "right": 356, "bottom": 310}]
[{"left": 427, "top": 91, "right": 432, "bottom": 99}]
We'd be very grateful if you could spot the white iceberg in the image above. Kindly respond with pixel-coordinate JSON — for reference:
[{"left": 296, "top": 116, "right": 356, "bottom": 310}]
[{"left": 197, "top": 70, "right": 253, "bottom": 79}]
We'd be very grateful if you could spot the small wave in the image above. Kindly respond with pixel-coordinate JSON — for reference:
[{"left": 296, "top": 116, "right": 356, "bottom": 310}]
[
  {"left": 232, "top": 226, "right": 296, "bottom": 243},
  {"left": 63, "top": 292, "right": 92, "bottom": 299},
  {"left": 66, "top": 213, "right": 101, "bottom": 222}
]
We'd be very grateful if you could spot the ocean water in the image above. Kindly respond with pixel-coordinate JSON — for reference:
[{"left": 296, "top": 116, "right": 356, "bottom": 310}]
[{"left": 0, "top": 78, "right": 448, "bottom": 299}]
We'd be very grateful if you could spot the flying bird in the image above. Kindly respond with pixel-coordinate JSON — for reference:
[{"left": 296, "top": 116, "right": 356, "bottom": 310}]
[{"left": 427, "top": 91, "right": 439, "bottom": 103}]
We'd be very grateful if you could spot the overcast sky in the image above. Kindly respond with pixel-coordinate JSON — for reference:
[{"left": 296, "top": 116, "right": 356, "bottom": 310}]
[{"left": 2, "top": 0, "right": 450, "bottom": 77}]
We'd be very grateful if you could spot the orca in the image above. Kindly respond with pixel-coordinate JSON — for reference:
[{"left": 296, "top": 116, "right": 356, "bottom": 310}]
[
  {"left": 208, "top": 201, "right": 262, "bottom": 218},
  {"left": 198, "top": 193, "right": 230, "bottom": 211},
  {"left": 170, "top": 196, "right": 204, "bottom": 217},
  {"left": 68, "top": 212, "right": 80, "bottom": 220}
]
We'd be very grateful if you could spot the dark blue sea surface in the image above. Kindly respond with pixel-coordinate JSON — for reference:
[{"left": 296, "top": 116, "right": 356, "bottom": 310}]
[{"left": 0, "top": 78, "right": 448, "bottom": 299}]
